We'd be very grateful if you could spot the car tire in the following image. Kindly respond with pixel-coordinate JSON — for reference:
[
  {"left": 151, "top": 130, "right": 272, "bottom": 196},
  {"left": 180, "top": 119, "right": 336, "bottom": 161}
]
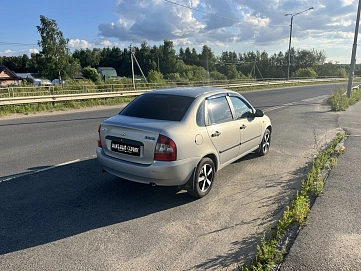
[
  {"left": 188, "top": 158, "right": 215, "bottom": 198},
  {"left": 257, "top": 128, "right": 271, "bottom": 156}
]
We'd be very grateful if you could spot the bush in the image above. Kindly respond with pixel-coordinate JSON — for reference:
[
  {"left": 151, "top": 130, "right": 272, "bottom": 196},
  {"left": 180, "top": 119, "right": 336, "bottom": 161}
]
[
  {"left": 147, "top": 70, "right": 165, "bottom": 83},
  {"left": 82, "top": 67, "right": 101, "bottom": 83},
  {"left": 209, "top": 71, "right": 227, "bottom": 81},
  {"left": 294, "top": 67, "right": 318, "bottom": 78}
]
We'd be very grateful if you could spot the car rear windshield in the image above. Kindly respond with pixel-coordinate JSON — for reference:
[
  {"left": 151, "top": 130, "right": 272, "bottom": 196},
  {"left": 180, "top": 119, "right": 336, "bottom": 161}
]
[{"left": 120, "top": 94, "right": 195, "bottom": 121}]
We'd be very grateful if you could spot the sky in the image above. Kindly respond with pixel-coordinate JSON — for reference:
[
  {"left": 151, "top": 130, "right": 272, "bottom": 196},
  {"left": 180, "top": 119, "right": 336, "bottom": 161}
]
[{"left": 0, "top": 0, "right": 359, "bottom": 64}]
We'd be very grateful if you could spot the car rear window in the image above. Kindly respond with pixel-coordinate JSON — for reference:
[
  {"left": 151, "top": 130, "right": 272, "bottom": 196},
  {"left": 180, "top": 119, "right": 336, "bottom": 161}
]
[{"left": 120, "top": 94, "right": 195, "bottom": 121}]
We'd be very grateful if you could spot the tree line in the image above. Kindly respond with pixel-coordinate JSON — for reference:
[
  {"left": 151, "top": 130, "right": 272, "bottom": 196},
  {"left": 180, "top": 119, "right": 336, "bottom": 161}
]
[{"left": 0, "top": 16, "right": 355, "bottom": 84}]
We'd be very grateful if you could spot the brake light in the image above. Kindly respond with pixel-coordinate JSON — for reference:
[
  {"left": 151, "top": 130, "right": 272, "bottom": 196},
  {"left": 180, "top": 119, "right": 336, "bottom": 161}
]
[
  {"left": 154, "top": 134, "right": 177, "bottom": 161},
  {"left": 97, "top": 125, "right": 102, "bottom": 148}
]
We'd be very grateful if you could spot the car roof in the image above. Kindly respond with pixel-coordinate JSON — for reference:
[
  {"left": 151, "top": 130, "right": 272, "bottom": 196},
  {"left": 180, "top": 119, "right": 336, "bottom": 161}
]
[{"left": 144, "top": 87, "right": 238, "bottom": 98}]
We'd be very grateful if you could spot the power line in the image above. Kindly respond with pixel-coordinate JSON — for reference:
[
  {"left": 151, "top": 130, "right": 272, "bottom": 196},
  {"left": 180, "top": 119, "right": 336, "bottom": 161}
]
[
  {"left": 163, "top": 0, "right": 241, "bottom": 22},
  {"left": 0, "top": 42, "right": 38, "bottom": 46}
]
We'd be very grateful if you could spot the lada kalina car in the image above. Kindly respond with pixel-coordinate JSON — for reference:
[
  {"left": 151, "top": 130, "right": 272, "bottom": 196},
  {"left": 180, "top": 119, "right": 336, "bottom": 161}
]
[{"left": 97, "top": 87, "right": 272, "bottom": 198}]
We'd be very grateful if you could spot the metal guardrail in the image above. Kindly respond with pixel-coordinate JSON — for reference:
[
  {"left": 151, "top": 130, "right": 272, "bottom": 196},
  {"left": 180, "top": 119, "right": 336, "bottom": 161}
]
[
  {"left": 0, "top": 78, "right": 347, "bottom": 106},
  {"left": 0, "top": 90, "right": 153, "bottom": 106}
]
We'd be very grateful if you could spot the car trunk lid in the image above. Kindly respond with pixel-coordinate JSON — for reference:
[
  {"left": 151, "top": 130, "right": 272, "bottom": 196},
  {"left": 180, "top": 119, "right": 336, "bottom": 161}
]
[{"left": 100, "top": 115, "right": 175, "bottom": 165}]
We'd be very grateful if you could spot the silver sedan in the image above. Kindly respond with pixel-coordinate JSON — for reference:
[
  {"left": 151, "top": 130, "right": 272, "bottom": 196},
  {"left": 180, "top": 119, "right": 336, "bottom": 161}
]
[{"left": 97, "top": 87, "right": 272, "bottom": 198}]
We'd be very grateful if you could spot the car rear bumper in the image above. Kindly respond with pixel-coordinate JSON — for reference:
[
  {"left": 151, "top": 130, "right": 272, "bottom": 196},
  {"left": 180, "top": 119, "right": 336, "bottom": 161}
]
[{"left": 96, "top": 147, "right": 198, "bottom": 186}]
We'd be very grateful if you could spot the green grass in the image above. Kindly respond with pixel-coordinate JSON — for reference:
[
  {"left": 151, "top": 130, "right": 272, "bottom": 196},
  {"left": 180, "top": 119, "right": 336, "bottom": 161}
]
[
  {"left": 232, "top": 79, "right": 347, "bottom": 92},
  {"left": 328, "top": 87, "right": 361, "bottom": 111},
  {"left": 241, "top": 133, "right": 345, "bottom": 271},
  {"left": 0, "top": 97, "right": 133, "bottom": 117}
]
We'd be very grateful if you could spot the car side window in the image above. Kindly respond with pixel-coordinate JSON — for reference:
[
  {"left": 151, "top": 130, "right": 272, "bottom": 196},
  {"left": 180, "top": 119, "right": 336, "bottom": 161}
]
[
  {"left": 196, "top": 101, "right": 205, "bottom": 127},
  {"left": 229, "top": 96, "right": 253, "bottom": 119},
  {"left": 207, "top": 96, "right": 233, "bottom": 125}
]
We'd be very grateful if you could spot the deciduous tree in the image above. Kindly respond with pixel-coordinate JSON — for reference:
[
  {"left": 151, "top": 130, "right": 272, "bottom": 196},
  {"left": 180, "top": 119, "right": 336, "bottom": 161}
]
[{"left": 36, "top": 15, "right": 71, "bottom": 80}]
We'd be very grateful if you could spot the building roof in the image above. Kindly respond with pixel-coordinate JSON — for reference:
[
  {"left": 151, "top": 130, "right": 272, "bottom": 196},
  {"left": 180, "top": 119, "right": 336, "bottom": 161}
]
[
  {"left": 16, "top": 73, "right": 39, "bottom": 79},
  {"left": 97, "top": 67, "right": 118, "bottom": 78},
  {"left": 0, "top": 66, "right": 21, "bottom": 80}
]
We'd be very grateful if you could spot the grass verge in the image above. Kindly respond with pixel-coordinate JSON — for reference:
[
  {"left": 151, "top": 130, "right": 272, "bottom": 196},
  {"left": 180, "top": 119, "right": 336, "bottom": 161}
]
[
  {"left": 241, "top": 133, "right": 346, "bottom": 271},
  {"left": 232, "top": 79, "right": 346, "bottom": 92},
  {"left": 328, "top": 87, "right": 361, "bottom": 111},
  {"left": 0, "top": 97, "right": 133, "bottom": 117}
]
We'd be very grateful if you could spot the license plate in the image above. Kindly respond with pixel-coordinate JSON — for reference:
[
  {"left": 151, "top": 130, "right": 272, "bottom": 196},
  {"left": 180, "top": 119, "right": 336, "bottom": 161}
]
[{"left": 111, "top": 141, "right": 140, "bottom": 156}]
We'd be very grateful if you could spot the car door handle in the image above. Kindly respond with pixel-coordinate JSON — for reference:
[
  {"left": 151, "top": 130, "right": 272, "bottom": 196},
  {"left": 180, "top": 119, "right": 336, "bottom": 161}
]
[
  {"left": 240, "top": 124, "right": 247, "bottom": 129},
  {"left": 211, "top": 131, "right": 221, "bottom": 137}
]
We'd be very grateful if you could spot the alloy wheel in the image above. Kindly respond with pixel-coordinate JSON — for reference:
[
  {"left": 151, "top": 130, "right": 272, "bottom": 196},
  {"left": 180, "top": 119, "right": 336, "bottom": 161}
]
[{"left": 198, "top": 163, "right": 214, "bottom": 192}]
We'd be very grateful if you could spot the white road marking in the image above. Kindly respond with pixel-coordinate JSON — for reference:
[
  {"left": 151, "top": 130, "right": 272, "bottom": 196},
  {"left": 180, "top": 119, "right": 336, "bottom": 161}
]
[
  {"left": 0, "top": 159, "right": 81, "bottom": 183},
  {"left": 263, "top": 95, "right": 328, "bottom": 112}
]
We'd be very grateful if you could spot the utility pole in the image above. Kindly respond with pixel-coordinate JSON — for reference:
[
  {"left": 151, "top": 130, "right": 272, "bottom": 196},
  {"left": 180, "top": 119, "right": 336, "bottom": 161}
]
[
  {"left": 131, "top": 50, "right": 148, "bottom": 84},
  {"left": 130, "top": 44, "right": 135, "bottom": 90},
  {"left": 347, "top": 0, "right": 361, "bottom": 98},
  {"left": 286, "top": 15, "right": 294, "bottom": 80},
  {"left": 129, "top": 44, "right": 149, "bottom": 89}
]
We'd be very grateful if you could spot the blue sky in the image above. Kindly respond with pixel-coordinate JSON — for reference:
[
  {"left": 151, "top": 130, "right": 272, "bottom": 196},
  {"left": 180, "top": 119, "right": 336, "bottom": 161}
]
[{"left": 0, "top": 0, "right": 359, "bottom": 64}]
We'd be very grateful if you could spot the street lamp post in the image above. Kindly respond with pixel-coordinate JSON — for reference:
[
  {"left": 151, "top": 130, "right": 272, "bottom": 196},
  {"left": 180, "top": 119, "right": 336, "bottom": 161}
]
[
  {"left": 285, "top": 7, "right": 314, "bottom": 80},
  {"left": 347, "top": 0, "right": 361, "bottom": 98}
]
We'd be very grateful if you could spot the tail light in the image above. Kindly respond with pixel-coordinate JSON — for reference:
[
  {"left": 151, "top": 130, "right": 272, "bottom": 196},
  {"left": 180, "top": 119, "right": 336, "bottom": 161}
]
[
  {"left": 97, "top": 125, "right": 102, "bottom": 148},
  {"left": 154, "top": 134, "right": 177, "bottom": 161}
]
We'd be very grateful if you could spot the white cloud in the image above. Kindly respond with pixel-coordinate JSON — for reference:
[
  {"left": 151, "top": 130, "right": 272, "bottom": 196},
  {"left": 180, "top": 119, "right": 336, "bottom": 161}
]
[
  {"left": 0, "top": 48, "right": 40, "bottom": 57},
  {"left": 68, "top": 39, "right": 91, "bottom": 49},
  {"left": 328, "top": 19, "right": 352, "bottom": 27},
  {"left": 98, "top": 39, "right": 119, "bottom": 47},
  {"left": 341, "top": 0, "right": 354, "bottom": 7},
  {"left": 243, "top": 14, "right": 270, "bottom": 27},
  {"left": 98, "top": 0, "right": 210, "bottom": 42},
  {"left": 29, "top": 48, "right": 39, "bottom": 54},
  {"left": 172, "top": 38, "right": 194, "bottom": 47}
]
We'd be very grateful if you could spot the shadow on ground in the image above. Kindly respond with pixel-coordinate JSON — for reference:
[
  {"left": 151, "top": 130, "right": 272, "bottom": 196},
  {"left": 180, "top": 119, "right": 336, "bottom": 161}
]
[{"left": 0, "top": 158, "right": 194, "bottom": 255}]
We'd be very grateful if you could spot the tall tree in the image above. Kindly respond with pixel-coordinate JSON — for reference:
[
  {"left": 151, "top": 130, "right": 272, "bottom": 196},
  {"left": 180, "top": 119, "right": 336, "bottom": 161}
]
[
  {"left": 139, "top": 41, "right": 157, "bottom": 75},
  {"left": 73, "top": 48, "right": 101, "bottom": 68},
  {"left": 158, "top": 40, "right": 177, "bottom": 74},
  {"left": 199, "top": 45, "right": 216, "bottom": 72},
  {"left": 36, "top": 15, "right": 70, "bottom": 79}
]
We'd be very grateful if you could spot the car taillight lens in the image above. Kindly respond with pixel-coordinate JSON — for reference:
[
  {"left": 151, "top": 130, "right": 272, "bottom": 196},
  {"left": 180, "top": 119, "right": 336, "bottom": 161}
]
[
  {"left": 154, "top": 134, "right": 177, "bottom": 161},
  {"left": 97, "top": 125, "right": 102, "bottom": 148}
]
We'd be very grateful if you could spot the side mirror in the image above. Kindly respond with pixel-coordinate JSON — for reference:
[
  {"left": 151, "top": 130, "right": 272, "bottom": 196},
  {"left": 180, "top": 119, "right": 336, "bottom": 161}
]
[{"left": 254, "top": 109, "right": 264, "bottom": 117}]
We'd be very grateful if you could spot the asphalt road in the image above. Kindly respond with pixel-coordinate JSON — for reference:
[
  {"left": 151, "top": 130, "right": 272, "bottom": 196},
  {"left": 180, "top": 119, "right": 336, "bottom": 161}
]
[{"left": 0, "top": 83, "right": 346, "bottom": 270}]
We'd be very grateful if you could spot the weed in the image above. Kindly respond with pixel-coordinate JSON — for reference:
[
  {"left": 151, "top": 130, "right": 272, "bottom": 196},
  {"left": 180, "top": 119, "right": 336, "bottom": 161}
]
[
  {"left": 328, "top": 87, "right": 361, "bottom": 111},
  {"left": 290, "top": 194, "right": 310, "bottom": 224}
]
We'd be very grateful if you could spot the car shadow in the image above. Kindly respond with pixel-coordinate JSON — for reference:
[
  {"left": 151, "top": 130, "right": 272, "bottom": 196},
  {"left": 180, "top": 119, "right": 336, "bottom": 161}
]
[
  {"left": 232, "top": 152, "right": 260, "bottom": 163},
  {"left": 0, "top": 158, "right": 194, "bottom": 255}
]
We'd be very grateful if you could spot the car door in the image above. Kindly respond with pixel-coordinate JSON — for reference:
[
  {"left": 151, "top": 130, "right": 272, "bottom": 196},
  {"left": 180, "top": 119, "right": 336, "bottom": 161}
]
[
  {"left": 228, "top": 96, "right": 262, "bottom": 156},
  {"left": 206, "top": 95, "right": 240, "bottom": 165}
]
